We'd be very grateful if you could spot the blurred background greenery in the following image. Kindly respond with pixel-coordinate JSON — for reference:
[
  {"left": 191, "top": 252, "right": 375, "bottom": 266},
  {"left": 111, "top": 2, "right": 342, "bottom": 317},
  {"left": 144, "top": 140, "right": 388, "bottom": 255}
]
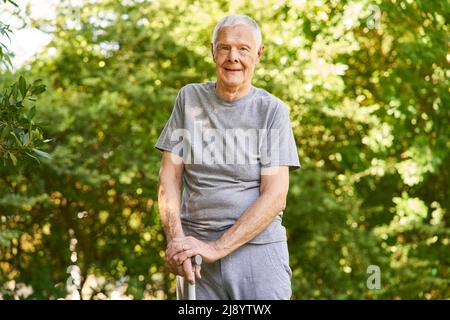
[{"left": 0, "top": 0, "right": 448, "bottom": 299}]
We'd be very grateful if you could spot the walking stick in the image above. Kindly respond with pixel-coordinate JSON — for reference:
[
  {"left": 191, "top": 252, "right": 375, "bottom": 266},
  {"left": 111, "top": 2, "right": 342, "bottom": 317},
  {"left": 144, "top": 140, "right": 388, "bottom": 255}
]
[{"left": 176, "top": 255, "right": 202, "bottom": 300}]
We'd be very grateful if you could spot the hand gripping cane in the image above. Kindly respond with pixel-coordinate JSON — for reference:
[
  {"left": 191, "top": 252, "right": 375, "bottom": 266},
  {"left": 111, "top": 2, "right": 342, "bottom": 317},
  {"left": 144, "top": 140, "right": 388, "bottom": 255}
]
[{"left": 176, "top": 255, "right": 202, "bottom": 300}]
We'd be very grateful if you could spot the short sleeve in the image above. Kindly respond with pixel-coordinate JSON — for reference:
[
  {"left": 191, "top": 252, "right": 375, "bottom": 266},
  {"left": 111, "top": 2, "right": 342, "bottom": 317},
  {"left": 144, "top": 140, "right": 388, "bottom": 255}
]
[
  {"left": 154, "top": 89, "right": 186, "bottom": 158},
  {"left": 260, "top": 103, "right": 301, "bottom": 171}
]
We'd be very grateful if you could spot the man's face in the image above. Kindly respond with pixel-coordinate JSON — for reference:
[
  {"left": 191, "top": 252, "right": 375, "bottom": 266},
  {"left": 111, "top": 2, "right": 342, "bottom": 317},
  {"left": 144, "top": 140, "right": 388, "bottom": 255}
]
[{"left": 212, "top": 24, "right": 263, "bottom": 89}]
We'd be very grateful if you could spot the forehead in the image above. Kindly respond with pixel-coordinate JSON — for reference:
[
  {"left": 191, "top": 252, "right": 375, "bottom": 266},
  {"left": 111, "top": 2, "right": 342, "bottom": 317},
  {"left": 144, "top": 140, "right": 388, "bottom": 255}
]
[{"left": 216, "top": 24, "right": 256, "bottom": 46}]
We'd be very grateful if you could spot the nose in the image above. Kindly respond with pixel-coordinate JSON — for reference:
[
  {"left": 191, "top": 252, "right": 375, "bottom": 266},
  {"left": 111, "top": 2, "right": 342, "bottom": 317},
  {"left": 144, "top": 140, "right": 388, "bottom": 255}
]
[{"left": 227, "top": 48, "right": 239, "bottom": 63}]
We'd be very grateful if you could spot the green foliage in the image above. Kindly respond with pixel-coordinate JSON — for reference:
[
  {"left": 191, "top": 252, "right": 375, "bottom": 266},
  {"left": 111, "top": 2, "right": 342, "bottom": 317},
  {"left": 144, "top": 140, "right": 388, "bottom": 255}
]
[
  {"left": 0, "top": 0, "right": 448, "bottom": 299},
  {"left": 1, "top": 0, "right": 49, "bottom": 167},
  {"left": 0, "top": 76, "right": 49, "bottom": 166}
]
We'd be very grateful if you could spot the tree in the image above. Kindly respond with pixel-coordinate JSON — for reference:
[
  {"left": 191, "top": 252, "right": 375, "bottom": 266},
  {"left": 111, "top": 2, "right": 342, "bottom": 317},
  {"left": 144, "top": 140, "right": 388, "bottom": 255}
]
[
  {"left": 0, "top": 0, "right": 448, "bottom": 299},
  {"left": 0, "top": 1, "right": 51, "bottom": 295}
]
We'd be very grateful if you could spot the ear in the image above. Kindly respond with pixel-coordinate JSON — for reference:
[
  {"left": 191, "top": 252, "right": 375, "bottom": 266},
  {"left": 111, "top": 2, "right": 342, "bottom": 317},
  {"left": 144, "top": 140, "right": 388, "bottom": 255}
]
[{"left": 256, "top": 45, "right": 264, "bottom": 64}]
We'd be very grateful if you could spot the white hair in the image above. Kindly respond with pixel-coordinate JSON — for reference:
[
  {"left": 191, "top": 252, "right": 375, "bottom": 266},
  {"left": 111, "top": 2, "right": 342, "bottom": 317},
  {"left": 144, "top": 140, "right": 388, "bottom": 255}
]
[{"left": 211, "top": 14, "right": 262, "bottom": 53}]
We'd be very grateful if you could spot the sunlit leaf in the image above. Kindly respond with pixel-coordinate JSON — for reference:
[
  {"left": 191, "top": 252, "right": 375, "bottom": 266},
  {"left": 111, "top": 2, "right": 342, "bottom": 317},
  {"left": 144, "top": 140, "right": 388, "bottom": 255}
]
[{"left": 32, "top": 148, "right": 50, "bottom": 159}]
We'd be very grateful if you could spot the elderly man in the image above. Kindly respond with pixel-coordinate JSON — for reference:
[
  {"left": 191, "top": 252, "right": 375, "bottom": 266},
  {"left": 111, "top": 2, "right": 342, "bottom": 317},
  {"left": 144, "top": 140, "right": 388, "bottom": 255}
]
[{"left": 156, "top": 14, "right": 300, "bottom": 300}]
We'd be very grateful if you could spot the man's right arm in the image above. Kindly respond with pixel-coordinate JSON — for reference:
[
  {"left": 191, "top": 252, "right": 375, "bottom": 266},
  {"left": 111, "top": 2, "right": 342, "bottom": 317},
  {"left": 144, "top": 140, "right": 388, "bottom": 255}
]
[
  {"left": 157, "top": 151, "right": 199, "bottom": 284},
  {"left": 158, "top": 151, "right": 184, "bottom": 241}
]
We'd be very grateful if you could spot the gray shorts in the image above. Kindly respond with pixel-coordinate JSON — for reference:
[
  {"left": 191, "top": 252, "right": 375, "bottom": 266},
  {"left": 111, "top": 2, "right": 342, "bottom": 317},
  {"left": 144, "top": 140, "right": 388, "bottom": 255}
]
[{"left": 178, "top": 241, "right": 292, "bottom": 300}]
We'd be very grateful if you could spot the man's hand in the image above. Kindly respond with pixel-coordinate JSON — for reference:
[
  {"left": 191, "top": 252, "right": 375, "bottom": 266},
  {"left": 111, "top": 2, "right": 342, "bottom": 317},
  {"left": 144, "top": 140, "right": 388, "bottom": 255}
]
[
  {"left": 164, "top": 240, "right": 199, "bottom": 284},
  {"left": 164, "top": 240, "right": 186, "bottom": 275},
  {"left": 166, "top": 236, "right": 227, "bottom": 269}
]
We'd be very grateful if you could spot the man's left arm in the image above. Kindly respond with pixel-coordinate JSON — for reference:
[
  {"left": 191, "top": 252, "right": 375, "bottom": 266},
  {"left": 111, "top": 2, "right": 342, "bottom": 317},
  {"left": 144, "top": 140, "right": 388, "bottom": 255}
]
[{"left": 167, "top": 166, "right": 289, "bottom": 264}]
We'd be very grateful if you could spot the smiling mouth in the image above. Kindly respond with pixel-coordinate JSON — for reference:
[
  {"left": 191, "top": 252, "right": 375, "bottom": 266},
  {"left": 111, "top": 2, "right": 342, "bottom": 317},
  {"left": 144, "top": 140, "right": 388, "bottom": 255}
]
[{"left": 224, "top": 68, "right": 242, "bottom": 72}]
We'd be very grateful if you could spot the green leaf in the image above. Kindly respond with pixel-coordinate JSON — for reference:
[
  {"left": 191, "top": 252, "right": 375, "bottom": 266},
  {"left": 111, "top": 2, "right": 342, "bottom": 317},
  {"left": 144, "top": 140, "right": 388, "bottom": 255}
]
[
  {"left": 4, "top": 54, "right": 12, "bottom": 68},
  {"left": 10, "top": 131, "right": 22, "bottom": 146},
  {"left": 1, "top": 125, "right": 10, "bottom": 140},
  {"left": 32, "top": 148, "right": 50, "bottom": 159},
  {"left": 28, "top": 105, "right": 36, "bottom": 120},
  {"left": 9, "top": 82, "right": 17, "bottom": 100},
  {"left": 21, "top": 132, "right": 29, "bottom": 145},
  {"left": 30, "top": 84, "right": 46, "bottom": 96},
  {"left": 8, "top": 151, "right": 17, "bottom": 166},
  {"left": 6, "top": 0, "right": 19, "bottom": 8},
  {"left": 25, "top": 151, "right": 40, "bottom": 164},
  {"left": 19, "top": 75, "right": 27, "bottom": 98}
]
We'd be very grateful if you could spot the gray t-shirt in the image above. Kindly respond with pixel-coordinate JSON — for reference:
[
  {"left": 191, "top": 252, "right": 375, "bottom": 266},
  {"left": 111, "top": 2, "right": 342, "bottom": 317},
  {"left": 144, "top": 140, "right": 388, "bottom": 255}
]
[{"left": 155, "top": 81, "right": 300, "bottom": 244}]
